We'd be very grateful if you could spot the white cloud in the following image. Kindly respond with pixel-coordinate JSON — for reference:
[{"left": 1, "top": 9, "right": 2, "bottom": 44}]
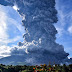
[
  {"left": 68, "top": 57, "right": 71, "bottom": 59},
  {"left": 7, "top": 36, "right": 23, "bottom": 43},
  {"left": 0, "top": 5, "right": 24, "bottom": 57},
  {"left": 0, "top": 6, "right": 21, "bottom": 45},
  {"left": 55, "top": 3, "right": 65, "bottom": 37},
  {"left": 68, "top": 26, "right": 72, "bottom": 34},
  {"left": 0, "top": 36, "right": 23, "bottom": 44},
  {"left": 0, "top": 6, "right": 9, "bottom": 46},
  {"left": 0, "top": 5, "right": 24, "bottom": 45},
  {"left": 0, "top": 45, "right": 11, "bottom": 58},
  {"left": 55, "top": 27, "right": 63, "bottom": 37},
  {"left": 13, "top": 4, "right": 19, "bottom": 11},
  {"left": 8, "top": 17, "right": 24, "bottom": 34},
  {"left": 55, "top": 0, "right": 72, "bottom": 36},
  {"left": 55, "top": 1, "right": 72, "bottom": 37}
]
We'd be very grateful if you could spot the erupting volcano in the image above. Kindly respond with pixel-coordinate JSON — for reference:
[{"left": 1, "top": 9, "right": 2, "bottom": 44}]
[{"left": 0, "top": 0, "right": 71, "bottom": 65}]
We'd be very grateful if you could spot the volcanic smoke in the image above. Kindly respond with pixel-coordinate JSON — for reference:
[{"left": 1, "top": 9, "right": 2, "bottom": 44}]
[{"left": 0, "top": 0, "right": 70, "bottom": 65}]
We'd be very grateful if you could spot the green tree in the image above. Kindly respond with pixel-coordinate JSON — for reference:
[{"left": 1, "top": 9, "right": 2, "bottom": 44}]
[
  {"left": 62, "top": 64, "right": 69, "bottom": 72},
  {"left": 0, "top": 69, "right": 2, "bottom": 72}
]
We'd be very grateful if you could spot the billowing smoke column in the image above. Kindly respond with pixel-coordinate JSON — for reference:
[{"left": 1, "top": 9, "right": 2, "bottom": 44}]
[{"left": 0, "top": 0, "right": 69, "bottom": 65}]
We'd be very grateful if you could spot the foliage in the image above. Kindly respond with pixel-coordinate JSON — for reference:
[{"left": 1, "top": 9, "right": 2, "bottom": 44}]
[{"left": 0, "top": 64, "right": 71, "bottom": 72}]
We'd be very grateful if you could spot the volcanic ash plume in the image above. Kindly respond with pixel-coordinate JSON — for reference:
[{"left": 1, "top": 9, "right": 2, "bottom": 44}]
[{"left": 0, "top": 0, "right": 69, "bottom": 65}]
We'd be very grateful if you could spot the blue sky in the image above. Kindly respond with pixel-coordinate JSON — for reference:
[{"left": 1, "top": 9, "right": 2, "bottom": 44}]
[
  {"left": 0, "top": 5, "right": 25, "bottom": 57},
  {"left": 0, "top": 0, "right": 72, "bottom": 58},
  {"left": 55, "top": 0, "right": 72, "bottom": 58}
]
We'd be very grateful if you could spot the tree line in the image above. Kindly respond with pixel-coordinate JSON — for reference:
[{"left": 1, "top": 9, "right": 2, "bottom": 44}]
[{"left": 0, "top": 63, "right": 72, "bottom": 72}]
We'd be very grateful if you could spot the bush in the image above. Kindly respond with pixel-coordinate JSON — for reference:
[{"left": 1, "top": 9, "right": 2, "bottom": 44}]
[
  {"left": 21, "top": 70, "right": 32, "bottom": 72},
  {"left": 0, "top": 69, "right": 2, "bottom": 72}
]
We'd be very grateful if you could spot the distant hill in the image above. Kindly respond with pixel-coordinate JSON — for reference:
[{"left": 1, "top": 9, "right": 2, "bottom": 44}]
[{"left": 0, "top": 55, "right": 31, "bottom": 65}]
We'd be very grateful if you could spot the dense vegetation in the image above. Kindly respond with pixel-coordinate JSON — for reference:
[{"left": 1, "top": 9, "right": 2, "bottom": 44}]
[{"left": 0, "top": 64, "right": 72, "bottom": 72}]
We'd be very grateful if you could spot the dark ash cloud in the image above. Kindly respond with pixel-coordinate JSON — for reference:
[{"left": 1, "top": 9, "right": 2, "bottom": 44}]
[{"left": 0, "top": 0, "right": 71, "bottom": 65}]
